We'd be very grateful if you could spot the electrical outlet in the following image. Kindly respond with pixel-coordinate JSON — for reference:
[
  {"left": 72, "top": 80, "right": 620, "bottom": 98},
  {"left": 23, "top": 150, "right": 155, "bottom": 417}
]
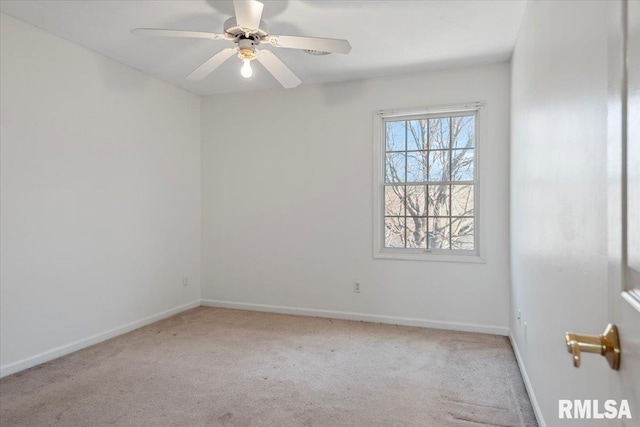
[
  {"left": 183, "top": 274, "right": 189, "bottom": 287},
  {"left": 353, "top": 282, "right": 361, "bottom": 293},
  {"left": 524, "top": 321, "right": 528, "bottom": 343}
]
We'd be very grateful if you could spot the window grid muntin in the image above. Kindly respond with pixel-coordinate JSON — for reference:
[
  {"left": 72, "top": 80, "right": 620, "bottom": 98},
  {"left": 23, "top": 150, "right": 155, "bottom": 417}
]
[{"left": 382, "top": 112, "right": 477, "bottom": 251}]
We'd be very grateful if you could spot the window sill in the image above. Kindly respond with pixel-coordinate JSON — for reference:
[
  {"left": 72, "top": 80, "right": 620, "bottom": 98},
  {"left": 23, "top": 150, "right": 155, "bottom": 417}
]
[{"left": 374, "top": 250, "right": 485, "bottom": 263}]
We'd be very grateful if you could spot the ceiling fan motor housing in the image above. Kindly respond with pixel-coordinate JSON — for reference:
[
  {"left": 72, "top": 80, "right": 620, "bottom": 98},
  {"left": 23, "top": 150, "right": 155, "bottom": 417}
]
[{"left": 223, "top": 17, "right": 270, "bottom": 41}]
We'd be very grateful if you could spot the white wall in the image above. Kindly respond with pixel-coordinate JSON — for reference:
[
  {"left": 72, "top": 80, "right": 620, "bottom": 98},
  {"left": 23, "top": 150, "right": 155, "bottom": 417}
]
[
  {"left": 0, "top": 13, "right": 201, "bottom": 376},
  {"left": 510, "top": 1, "right": 611, "bottom": 425},
  {"left": 201, "top": 63, "right": 511, "bottom": 333}
]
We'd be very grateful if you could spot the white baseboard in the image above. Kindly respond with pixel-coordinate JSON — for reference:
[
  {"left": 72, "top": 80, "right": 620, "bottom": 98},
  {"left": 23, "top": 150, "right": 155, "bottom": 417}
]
[
  {"left": 509, "top": 331, "right": 546, "bottom": 427},
  {"left": 0, "top": 299, "right": 201, "bottom": 378},
  {"left": 201, "top": 299, "right": 509, "bottom": 336}
]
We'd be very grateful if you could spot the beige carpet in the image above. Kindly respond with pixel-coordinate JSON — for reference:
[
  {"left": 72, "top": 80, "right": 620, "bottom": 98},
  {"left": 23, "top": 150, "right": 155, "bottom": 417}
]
[{"left": 0, "top": 307, "right": 537, "bottom": 426}]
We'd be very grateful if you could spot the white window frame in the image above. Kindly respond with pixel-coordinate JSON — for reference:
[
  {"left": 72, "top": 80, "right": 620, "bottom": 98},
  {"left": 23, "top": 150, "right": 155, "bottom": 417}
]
[{"left": 373, "top": 102, "right": 485, "bottom": 263}]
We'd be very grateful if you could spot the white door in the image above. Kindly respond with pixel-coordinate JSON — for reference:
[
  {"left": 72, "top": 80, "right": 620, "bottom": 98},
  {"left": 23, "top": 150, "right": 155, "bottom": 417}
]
[{"left": 608, "top": 0, "right": 640, "bottom": 424}]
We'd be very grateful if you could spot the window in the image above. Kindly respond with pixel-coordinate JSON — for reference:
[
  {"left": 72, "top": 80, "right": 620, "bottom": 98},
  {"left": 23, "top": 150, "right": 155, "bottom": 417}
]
[{"left": 373, "top": 104, "right": 481, "bottom": 262}]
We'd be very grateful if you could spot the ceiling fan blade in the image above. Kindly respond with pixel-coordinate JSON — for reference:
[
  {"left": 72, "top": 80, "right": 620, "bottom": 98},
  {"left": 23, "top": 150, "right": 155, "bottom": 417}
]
[
  {"left": 268, "top": 35, "right": 351, "bottom": 54},
  {"left": 186, "top": 48, "right": 237, "bottom": 80},
  {"left": 256, "top": 50, "right": 301, "bottom": 89},
  {"left": 131, "top": 28, "right": 227, "bottom": 40},
  {"left": 233, "top": 0, "right": 264, "bottom": 31}
]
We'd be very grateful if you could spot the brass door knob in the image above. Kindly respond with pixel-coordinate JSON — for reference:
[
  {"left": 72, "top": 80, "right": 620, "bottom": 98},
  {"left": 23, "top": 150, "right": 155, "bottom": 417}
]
[{"left": 565, "top": 324, "right": 620, "bottom": 370}]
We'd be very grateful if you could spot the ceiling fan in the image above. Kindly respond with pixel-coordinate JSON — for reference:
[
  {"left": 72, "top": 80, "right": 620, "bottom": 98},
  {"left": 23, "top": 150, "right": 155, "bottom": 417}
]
[{"left": 131, "top": 0, "right": 351, "bottom": 88}]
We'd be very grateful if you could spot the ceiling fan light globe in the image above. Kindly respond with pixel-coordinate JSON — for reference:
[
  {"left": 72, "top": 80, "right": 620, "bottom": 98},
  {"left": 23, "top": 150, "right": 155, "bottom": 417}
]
[{"left": 241, "top": 59, "right": 253, "bottom": 78}]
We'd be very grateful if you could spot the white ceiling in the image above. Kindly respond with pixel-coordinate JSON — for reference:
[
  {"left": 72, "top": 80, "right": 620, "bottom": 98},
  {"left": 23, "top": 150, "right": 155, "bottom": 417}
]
[{"left": 0, "top": 0, "right": 527, "bottom": 96}]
